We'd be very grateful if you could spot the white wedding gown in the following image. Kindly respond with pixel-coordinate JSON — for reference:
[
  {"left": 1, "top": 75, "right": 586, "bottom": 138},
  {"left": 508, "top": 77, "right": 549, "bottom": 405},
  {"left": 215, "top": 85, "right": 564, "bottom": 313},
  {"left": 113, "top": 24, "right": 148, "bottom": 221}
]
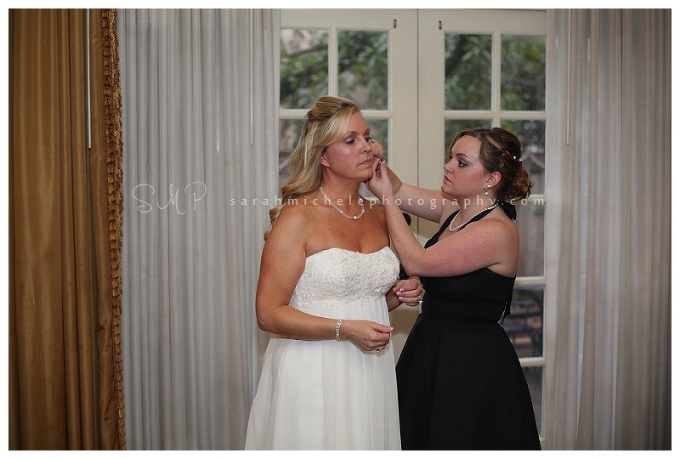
[{"left": 245, "top": 246, "right": 401, "bottom": 450}]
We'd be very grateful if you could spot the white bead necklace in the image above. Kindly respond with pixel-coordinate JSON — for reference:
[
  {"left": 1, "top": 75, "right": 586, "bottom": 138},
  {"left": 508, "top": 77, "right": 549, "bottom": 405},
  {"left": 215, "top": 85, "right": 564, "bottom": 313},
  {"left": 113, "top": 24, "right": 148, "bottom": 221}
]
[
  {"left": 319, "top": 186, "right": 365, "bottom": 220},
  {"left": 448, "top": 202, "right": 499, "bottom": 232}
]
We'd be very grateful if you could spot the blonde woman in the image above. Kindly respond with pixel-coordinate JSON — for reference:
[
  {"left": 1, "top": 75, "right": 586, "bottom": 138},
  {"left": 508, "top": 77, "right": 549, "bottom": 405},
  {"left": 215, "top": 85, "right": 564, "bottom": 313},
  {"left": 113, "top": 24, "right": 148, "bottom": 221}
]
[{"left": 245, "top": 96, "right": 421, "bottom": 450}]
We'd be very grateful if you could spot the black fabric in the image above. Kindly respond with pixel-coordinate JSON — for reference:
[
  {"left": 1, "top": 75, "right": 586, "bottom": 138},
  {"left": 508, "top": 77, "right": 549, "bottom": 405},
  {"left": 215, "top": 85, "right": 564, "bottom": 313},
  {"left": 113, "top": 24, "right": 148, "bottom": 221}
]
[
  {"left": 499, "top": 200, "right": 517, "bottom": 220},
  {"left": 396, "top": 208, "right": 540, "bottom": 450}
]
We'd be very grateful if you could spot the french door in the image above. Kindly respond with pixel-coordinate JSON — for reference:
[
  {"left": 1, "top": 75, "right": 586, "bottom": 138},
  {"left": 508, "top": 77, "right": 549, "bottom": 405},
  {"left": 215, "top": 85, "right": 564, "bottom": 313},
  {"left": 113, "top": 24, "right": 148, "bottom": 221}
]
[{"left": 280, "top": 9, "right": 547, "bottom": 441}]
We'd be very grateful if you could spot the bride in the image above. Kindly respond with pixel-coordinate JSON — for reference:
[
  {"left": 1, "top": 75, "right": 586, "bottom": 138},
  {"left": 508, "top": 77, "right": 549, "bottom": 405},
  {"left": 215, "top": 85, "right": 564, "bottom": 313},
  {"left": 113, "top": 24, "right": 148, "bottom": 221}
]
[{"left": 244, "top": 96, "right": 422, "bottom": 450}]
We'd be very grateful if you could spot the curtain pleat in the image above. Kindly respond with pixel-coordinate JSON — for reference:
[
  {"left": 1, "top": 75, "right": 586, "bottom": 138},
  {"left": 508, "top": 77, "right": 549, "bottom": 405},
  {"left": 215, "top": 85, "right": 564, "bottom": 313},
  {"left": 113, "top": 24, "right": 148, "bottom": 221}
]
[
  {"left": 544, "top": 9, "right": 671, "bottom": 450},
  {"left": 119, "top": 9, "right": 279, "bottom": 449},
  {"left": 9, "top": 8, "right": 125, "bottom": 450}
]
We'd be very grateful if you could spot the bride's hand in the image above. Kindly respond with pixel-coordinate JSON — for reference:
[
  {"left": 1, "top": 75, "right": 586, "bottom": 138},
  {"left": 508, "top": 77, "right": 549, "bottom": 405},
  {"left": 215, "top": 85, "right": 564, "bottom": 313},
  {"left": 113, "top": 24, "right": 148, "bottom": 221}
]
[{"left": 340, "top": 319, "right": 393, "bottom": 352}]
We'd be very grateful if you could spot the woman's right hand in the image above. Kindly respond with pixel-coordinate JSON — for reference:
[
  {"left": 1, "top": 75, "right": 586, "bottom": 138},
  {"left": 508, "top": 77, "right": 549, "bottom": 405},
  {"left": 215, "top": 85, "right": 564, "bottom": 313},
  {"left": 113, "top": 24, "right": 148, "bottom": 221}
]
[
  {"left": 370, "top": 138, "right": 385, "bottom": 161},
  {"left": 339, "top": 319, "right": 393, "bottom": 352},
  {"left": 367, "top": 142, "right": 402, "bottom": 197},
  {"left": 366, "top": 157, "right": 394, "bottom": 203},
  {"left": 369, "top": 142, "right": 449, "bottom": 223}
]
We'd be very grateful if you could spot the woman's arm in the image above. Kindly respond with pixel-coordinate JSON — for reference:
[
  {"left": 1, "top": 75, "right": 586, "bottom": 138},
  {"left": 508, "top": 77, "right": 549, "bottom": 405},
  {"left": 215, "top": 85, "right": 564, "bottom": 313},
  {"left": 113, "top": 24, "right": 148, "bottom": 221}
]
[{"left": 369, "top": 160, "right": 519, "bottom": 278}]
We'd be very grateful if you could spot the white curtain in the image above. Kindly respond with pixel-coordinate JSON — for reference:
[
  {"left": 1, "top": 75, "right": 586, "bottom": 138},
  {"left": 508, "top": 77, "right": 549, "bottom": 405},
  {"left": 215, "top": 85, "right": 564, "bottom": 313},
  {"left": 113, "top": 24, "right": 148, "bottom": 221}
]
[
  {"left": 118, "top": 9, "right": 279, "bottom": 449},
  {"left": 544, "top": 9, "right": 671, "bottom": 449}
]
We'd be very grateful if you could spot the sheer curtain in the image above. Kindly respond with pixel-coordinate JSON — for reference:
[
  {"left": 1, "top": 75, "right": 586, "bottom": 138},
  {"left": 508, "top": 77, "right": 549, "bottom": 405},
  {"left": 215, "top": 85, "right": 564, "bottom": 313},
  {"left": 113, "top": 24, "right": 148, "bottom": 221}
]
[
  {"left": 118, "top": 10, "right": 279, "bottom": 449},
  {"left": 544, "top": 10, "right": 671, "bottom": 449}
]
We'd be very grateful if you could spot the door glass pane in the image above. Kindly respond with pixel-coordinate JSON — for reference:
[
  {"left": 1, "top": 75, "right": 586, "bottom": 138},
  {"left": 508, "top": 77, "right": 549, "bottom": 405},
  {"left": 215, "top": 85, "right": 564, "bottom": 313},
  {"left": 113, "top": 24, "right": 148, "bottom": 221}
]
[
  {"left": 366, "top": 119, "right": 389, "bottom": 157},
  {"left": 278, "top": 119, "right": 305, "bottom": 189},
  {"left": 338, "top": 31, "right": 388, "bottom": 110},
  {"left": 503, "top": 286, "right": 544, "bottom": 358},
  {"left": 523, "top": 366, "right": 543, "bottom": 435},
  {"left": 515, "top": 199, "right": 545, "bottom": 277},
  {"left": 445, "top": 34, "right": 492, "bottom": 110},
  {"left": 280, "top": 29, "right": 329, "bottom": 109},
  {"left": 501, "top": 119, "right": 545, "bottom": 194},
  {"left": 501, "top": 35, "right": 546, "bottom": 111},
  {"left": 444, "top": 119, "right": 492, "bottom": 163},
  {"left": 358, "top": 118, "right": 388, "bottom": 201}
]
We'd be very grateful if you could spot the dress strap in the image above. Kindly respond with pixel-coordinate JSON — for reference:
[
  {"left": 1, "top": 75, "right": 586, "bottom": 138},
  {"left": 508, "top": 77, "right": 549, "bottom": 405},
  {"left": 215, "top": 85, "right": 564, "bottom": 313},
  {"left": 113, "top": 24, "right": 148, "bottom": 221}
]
[{"left": 498, "top": 201, "right": 517, "bottom": 220}]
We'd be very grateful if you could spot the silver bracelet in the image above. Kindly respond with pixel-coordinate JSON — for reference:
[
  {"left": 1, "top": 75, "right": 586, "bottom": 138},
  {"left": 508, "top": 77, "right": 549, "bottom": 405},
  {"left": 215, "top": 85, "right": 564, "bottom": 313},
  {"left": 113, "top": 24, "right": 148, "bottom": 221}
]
[{"left": 335, "top": 319, "right": 343, "bottom": 341}]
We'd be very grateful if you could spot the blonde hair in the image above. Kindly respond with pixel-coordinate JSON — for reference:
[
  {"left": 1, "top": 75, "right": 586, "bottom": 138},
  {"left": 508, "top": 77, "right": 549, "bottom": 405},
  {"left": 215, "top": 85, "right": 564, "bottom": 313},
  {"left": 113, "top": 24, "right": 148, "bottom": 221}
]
[{"left": 265, "top": 96, "right": 360, "bottom": 239}]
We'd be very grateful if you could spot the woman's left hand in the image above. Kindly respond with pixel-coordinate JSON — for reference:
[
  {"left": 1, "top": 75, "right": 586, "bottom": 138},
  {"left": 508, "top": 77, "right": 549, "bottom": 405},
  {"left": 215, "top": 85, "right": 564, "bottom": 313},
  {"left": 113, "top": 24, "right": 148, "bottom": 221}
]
[{"left": 393, "top": 277, "right": 424, "bottom": 307}]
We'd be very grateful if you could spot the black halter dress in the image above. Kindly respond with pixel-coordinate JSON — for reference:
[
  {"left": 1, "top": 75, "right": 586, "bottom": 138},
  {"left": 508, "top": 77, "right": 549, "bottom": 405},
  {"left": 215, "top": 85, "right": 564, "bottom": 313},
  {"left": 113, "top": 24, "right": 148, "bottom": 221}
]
[{"left": 396, "top": 203, "right": 541, "bottom": 450}]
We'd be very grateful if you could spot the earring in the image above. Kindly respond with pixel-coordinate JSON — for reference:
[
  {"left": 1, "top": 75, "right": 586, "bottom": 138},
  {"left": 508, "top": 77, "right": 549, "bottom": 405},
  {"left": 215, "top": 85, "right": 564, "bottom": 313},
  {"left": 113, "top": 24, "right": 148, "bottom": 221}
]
[{"left": 485, "top": 185, "right": 489, "bottom": 196}]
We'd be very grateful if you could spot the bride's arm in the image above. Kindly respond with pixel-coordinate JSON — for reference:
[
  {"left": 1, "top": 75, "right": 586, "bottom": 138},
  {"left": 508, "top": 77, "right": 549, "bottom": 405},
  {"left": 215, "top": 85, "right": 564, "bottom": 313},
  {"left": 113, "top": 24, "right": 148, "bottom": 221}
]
[{"left": 256, "top": 205, "right": 394, "bottom": 351}]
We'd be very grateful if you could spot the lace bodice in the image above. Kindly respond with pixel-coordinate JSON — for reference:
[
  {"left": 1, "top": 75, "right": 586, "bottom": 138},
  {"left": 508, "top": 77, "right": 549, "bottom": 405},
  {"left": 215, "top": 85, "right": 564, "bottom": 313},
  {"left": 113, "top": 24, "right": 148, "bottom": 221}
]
[{"left": 290, "top": 246, "right": 400, "bottom": 308}]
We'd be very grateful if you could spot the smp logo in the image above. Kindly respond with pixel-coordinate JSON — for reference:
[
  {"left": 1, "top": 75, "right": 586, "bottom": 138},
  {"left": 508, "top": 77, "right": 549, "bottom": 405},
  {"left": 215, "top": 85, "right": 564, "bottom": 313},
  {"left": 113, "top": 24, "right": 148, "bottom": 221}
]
[{"left": 131, "top": 182, "right": 207, "bottom": 215}]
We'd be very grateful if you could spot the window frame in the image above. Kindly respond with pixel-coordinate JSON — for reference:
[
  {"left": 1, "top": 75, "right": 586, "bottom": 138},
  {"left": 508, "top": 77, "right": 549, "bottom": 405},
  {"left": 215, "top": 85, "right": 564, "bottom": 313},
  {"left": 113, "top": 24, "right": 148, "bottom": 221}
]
[{"left": 280, "top": 8, "right": 549, "bottom": 443}]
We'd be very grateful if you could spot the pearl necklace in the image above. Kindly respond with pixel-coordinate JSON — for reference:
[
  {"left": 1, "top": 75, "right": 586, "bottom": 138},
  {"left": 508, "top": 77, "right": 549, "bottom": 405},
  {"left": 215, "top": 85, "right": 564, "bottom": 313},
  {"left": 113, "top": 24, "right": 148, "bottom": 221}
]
[
  {"left": 448, "top": 202, "right": 499, "bottom": 232},
  {"left": 319, "top": 186, "right": 365, "bottom": 220}
]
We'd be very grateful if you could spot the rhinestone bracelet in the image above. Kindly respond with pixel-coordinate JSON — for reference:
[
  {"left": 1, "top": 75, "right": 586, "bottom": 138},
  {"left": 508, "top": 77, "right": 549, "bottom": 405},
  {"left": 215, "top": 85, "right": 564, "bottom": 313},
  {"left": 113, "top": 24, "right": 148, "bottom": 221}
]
[{"left": 335, "top": 319, "right": 343, "bottom": 341}]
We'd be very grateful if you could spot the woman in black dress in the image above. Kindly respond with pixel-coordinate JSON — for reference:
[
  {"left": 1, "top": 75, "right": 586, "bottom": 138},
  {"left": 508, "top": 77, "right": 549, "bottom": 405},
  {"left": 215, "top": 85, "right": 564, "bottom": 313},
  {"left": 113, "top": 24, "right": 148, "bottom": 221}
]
[{"left": 367, "top": 127, "right": 540, "bottom": 449}]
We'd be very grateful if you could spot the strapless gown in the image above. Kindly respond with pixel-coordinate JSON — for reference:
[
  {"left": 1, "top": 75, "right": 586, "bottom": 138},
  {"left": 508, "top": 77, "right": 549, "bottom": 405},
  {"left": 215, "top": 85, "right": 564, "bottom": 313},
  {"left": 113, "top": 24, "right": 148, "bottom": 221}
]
[{"left": 245, "top": 246, "right": 401, "bottom": 450}]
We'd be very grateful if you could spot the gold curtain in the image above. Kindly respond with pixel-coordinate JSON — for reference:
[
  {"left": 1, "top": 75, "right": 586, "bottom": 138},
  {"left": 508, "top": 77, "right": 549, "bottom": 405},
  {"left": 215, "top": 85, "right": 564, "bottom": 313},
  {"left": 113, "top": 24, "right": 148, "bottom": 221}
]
[{"left": 9, "top": 9, "right": 125, "bottom": 450}]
